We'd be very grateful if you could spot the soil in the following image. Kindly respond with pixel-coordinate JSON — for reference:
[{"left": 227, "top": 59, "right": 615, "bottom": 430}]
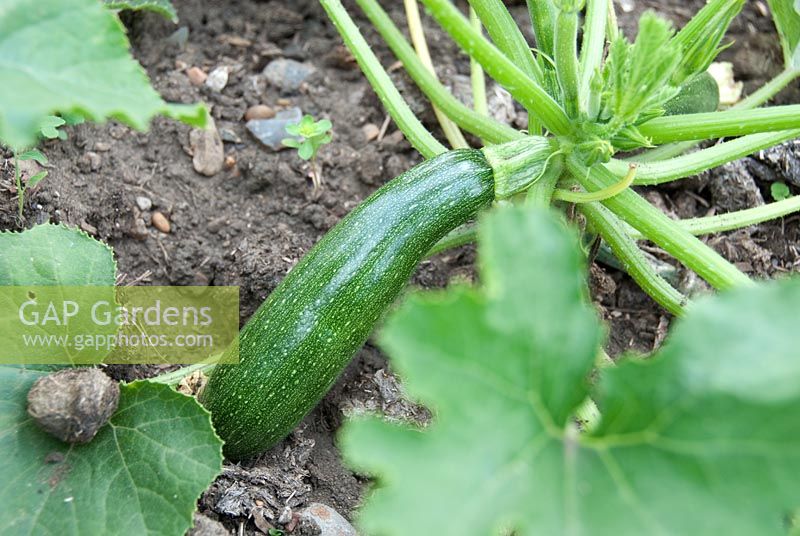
[{"left": 2, "top": 0, "right": 799, "bottom": 533}]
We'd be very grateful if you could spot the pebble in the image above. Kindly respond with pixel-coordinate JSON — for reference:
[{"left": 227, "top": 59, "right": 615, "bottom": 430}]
[
  {"left": 78, "top": 151, "right": 101, "bottom": 173},
  {"left": 362, "top": 123, "right": 380, "bottom": 142},
  {"left": 205, "top": 66, "right": 229, "bottom": 91},
  {"left": 246, "top": 107, "right": 303, "bottom": 150},
  {"left": 186, "top": 66, "right": 207, "bottom": 86},
  {"left": 219, "top": 128, "right": 241, "bottom": 144},
  {"left": 189, "top": 116, "right": 225, "bottom": 176},
  {"left": 245, "top": 104, "right": 276, "bottom": 121},
  {"left": 135, "top": 196, "right": 152, "bottom": 212},
  {"left": 262, "top": 58, "right": 315, "bottom": 93},
  {"left": 224, "top": 155, "right": 236, "bottom": 170},
  {"left": 298, "top": 503, "right": 357, "bottom": 536},
  {"left": 94, "top": 141, "right": 111, "bottom": 152},
  {"left": 151, "top": 211, "right": 171, "bottom": 234},
  {"left": 188, "top": 513, "right": 229, "bottom": 536},
  {"left": 130, "top": 218, "right": 149, "bottom": 240}
]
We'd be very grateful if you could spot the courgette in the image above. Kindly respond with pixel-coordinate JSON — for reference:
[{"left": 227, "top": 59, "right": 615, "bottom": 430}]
[
  {"left": 201, "top": 139, "right": 559, "bottom": 460},
  {"left": 662, "top": 71, "right": 720, "bottom": 116}
]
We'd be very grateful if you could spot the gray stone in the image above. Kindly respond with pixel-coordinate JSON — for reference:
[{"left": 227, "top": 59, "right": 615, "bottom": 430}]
[
  {"left": 298, "top": 503, "right": 357, "bottom": 536},
  {"left": 262, "top": 58, "right": 315, "bottom": 93},
  {"left": 135, "top": 196, "right": 152, "bottom": 212},
  {"left": 205, "top": 66, "right": 230, "bottom": 92},
  {"left": 246, "top": 107, "right": 303, "bottom": 150},
  {"left": 189, "top": 116, "right": 225, "bottom": 176}
]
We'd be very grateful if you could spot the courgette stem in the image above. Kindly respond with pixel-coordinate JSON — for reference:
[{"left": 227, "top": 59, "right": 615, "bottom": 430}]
[
  {"left": 320, "top": 0, "right": 445, "bottom": 157},
  {"left": 554, "top": 5, "right": 580, "bottom": 117},
  {"left": 625, "top": 195, "right": 800, "bottom": 239},
  {"left": 567, "top": 154, "right": 753, "bottom": 290},
  {"left": 639, "top": 105, "right": 800, "bottom": 144},
  {"left": 403, "top": 0, "right": 469, "bottom": 149},
  {"left": 468, "top": 8, "right": 489, "bottom": 120},
  {"left": 610, "top": 130, "right": 800, "bottom": 185},
  {"left": 580, "top": 202, "right": 687, "bottom": 315},
  {"left": 421, "top": 0, "right": 572, "bottom": 135},
  {"left": 636, "top": 68, "right": 800, "bottom": 161},
  {"left": 579, "top": 0, "right": 607, "bottom": 111},
  {"left": 526, "top": 0, "right": 557, "bottom": 59},
  {"left": 356, "top": 0, "right": 522, "bottom": 145}
]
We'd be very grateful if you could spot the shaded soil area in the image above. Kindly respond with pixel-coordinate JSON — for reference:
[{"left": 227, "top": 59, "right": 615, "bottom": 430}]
[{"left": 1, "top": 0, "right": 799, "bottom": 533}]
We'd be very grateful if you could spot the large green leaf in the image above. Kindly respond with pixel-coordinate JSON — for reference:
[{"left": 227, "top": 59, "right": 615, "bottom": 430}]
[
  {"left": 105, "top": 0, "right": 178, "bottom": 22},
  {"left": 768, "top": 0, "right": 800, "bottom": 69},
  {"left": 0, "top": 0, "right": 204, "bottom": 149},
  {"left": 342, "top": 206, "right": 800, "bottom": 535},
  {"left": 0, "top": 368, "right": 223, "bottom": 535},
  {"left": 0, "top": 223, "right": 116, "bottom": 286}
]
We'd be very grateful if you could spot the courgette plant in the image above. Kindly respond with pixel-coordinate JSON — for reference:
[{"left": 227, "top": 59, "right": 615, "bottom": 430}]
[{"left": 318, "top": 0, "right": 800, "bottom": 316}]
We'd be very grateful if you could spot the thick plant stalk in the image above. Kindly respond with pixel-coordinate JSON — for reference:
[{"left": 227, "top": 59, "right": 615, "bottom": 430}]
[
  {"left": 320, "top": 0, "right": 445, "bottom": 157},
  {"left": 554, "top": 3, "right": 580, "bottom": 117},
  {"left": 579, "top": 0, "right": 608, "bottom": 109},
  {"left": 639, "top": 105, "right": 800, "bottom": 144},
  {"left": 469, "top": 8, "right": 488, "bottom": 118},
  {"left": 404, "top": 0, "right": 469, "bottom": 149},
  {"left": 609, "top": 130, "right": 800, "bottom": 185},
  {"left": 356, "top": 0, "right": 521, "bottom": 145},
  {"left": 421, "top": 0, "right": 572, "bottom": 135},
  {"left": 580, "top": 202, "right": 687, "bottom": 315},
  {"left": 567, "top": 154, "right": 753, "bottom": 290}
]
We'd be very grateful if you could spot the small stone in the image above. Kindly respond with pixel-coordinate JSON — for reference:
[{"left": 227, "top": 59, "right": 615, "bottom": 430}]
[
  {"left": 224, "top": 155, "right": 236, "bottom": 170},
  {"left": 262, "top": 58, "right": 315, "bottom": 93},
  {"left": 277, "top": 506, "right": 292, "bottom": 525},
  {"left": 135, "top": 196, "right": 153, "bottom": 212},
  {"left": 246, "top": 107, "right": 303, "bottom": 150},
  {"left": 27, "top": 368, "right": 120, "bottom": 444},
  {"left": 219, "top": 128, "right": 241, "bottom": 143},
  {"left": 175, "top": 59, "right": 188, "bottom": 71},
  {"left": 205, "top": 66, "right": 229, "bottom": 92},
  {"left": 78, "top": 151, "right": 101, "bottom": 173},
  {"left": 151, "top": 211, "right": 171, "bottom": 234},
  {"left": 362, "top": 123, "right": 380, "bottom": 142},
  {"left": 276, "top": 98, "right": 291, "bottom": 107},
  {"left": 94, "top": 141, "right": 111, "bottom": 152},
  {"left": 130, "top": 218, "right": 149, "bottom": 240},
  {"left": 79, "top": 220, "right": 98, "bottom": 235},
  {"left": 298, "top": 503, "right": 357, "bottom": 536},
  {"left": 245, "top": 104, "right": 276, "bottom": 121},
  {"left": 708, "top": 62, "right": 743, "bottom": 106},
  {"left": 188, "top": 513, "right": 229, "bottom": 536},
  {"left": 186, "top": 66, "right": 207, "bottom": 86},
  {"left": 189, "top": 116, "right": 225, "bottom": 176}
]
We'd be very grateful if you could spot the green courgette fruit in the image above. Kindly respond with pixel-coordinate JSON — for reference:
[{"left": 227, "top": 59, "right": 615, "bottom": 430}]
[
  {"left": 201, "top": 140, "right": 558, "bottom": 460},
  {"left": 662, "top": 71, "right": 720, "bottom": 116}
]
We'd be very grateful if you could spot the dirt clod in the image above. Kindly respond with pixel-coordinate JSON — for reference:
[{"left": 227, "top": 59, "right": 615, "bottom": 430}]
[
  {"left": 27, "top": 368, "right": 120, "bottom": 444},
  {"left": 151, "top": 211, "right": 171, "bottom": 233}
]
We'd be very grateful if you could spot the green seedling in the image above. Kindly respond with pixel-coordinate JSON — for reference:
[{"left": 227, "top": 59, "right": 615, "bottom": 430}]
[
  {"left": 282, "top": 115, "right": 333, "bottom": 191},
  {"left": 12, "top": 149, "right": 48, "bottom": 220},
  {"left": 771, "top": 181, "right": 792, "bottom": 201}
]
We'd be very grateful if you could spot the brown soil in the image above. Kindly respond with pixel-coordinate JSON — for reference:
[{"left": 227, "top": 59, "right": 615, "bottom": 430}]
[{"left": 1, "top": 0, "right": 799, "bottom": 533}]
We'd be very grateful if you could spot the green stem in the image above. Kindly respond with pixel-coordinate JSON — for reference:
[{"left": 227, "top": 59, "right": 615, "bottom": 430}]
[
  {"left": 580, "top": 202, "right": 687, "bottom": 315},
  {"left": 610, "top": 130, "right": 800, "bottom": 185},
  {"left": 427, "top": 222, "right": 477, "bottom": 256},
  {"left": 469, "top": 8, "right": 489, "bottom": 120},
  {"left": 526, "top": 0, "right": 557, "bottom": 58},
  {"left": 625, "top": 195, "right": 800, "bottom": 238},
  {"left": 635, "top": 69, "right": 800, "bottom": 161},
  {"left": 356, "top": 0, "right": 521, "bottom": 145},
  {"left": 421, "top": 0, "right": 572, "bottom": 135},
  {"left": 567, "top": 154, "right": 753, "bottom": 290},
  {"left": 579, "top": 0, "right": 607, "bottom": 112},
  {"left": 554, "top": 6, "right": 580, "bottom": 117},
  {"left": 404, "top": 0, "right": 469, "bottom": 149},
  {"left": 736, "top": 68, "right": 800, "bottom": 110},
  {"left": 526, "top": 164, "right": 562, "bottom": 207},
  {"left": 468, "top": 0, "right": 543, "bottom": 83},
  {"left": 639, "top": 105, "right": 800, "bottom": 144},
  {"left": 321, "top": 0, "right": 445, "bottom": 158}
]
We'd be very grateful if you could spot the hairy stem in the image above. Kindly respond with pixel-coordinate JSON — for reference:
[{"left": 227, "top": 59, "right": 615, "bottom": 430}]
[
  {"left": 580, "top": 202, "right": 687, "bottom": 315},
  {"left": 579, "top": 0, "right": 608, "bottom": 111},
  {"left": 421, "top": 0, "right": 572, "bottom": 135},
  {"left": 356, "top": 0, "right": 521, "bottom": 144},
  {"left": 469, "top": 8, "right": 489, "bottom": 120},
  {"left": 639, "top": 105, "right": 800, "bottom": 144},
  {"left": 610, "top": 130, "right": 800, "bottom": 185},
  {"left": 567, "top": 154, "right": 753, "bottom": 290},
  {"left": 321, "top": 0, "right": 445, "bottom": 157},
  {"left": 554, "top": 5, "right": 580, "bottom": 117}
]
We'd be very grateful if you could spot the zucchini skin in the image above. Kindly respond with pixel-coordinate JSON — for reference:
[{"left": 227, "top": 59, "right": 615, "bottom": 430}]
[{"left": 201, "top": 149, "right": 494, "bottom": 459}]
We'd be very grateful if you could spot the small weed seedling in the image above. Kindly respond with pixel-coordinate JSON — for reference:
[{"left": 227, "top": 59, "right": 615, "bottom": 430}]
[{"left": 282, "top": 114, "right": 333, "bottom": 191}]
